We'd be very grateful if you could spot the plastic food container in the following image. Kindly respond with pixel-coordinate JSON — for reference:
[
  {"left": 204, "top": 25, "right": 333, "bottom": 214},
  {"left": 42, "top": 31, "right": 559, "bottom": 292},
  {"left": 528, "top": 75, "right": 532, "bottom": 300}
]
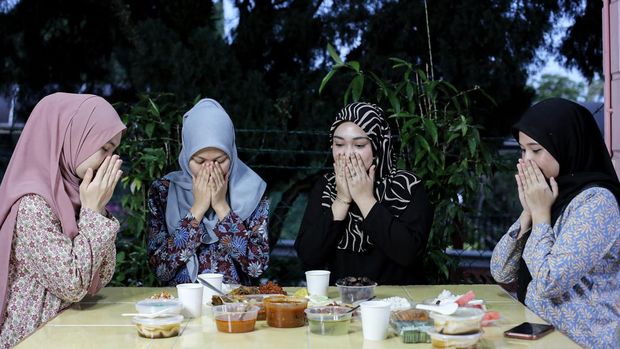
[
  {"left": 335, "top": 283, "right": 377, "bottom": 304},
  {"left": 264, "top": 296, "right": 308, "bottom": 328},
  {"left": 135, "top": 299, "right": 183, "bottom": 315},
  {"left": 426, "top": 329, "right": 483, "bottom": 348},
  {"left": 239, "top": 294, "right": 281, "bottom": 321},
  {"left": 305, "top": 306, "right": 352, "bottom": 336},
  {"left": 133, "top": 315, "right": 184, "bottom": 338},
  {"left": 429, "top": 308, "right": 484, "bottom": 335},
  {"left": 390, "top": 308, "right": 433, "bottom": 343},
  {"left": 212, "top": 304, "right": 260, "bottom": 333}
]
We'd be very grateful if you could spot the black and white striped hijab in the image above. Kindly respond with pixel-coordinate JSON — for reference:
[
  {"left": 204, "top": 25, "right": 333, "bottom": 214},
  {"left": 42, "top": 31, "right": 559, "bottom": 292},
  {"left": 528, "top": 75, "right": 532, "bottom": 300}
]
[{"left": 321, "top": 102, "right": 421, "bottom": 252}]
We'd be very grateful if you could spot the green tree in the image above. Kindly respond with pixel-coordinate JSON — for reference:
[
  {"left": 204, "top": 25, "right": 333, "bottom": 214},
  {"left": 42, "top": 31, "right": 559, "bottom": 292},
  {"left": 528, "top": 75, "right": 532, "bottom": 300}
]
[
  {"left": 532, "top": 73, "right": 586, "bottom": 102},
  {"left": 558, "top": 0, "right": 603, "bottom": 80}
]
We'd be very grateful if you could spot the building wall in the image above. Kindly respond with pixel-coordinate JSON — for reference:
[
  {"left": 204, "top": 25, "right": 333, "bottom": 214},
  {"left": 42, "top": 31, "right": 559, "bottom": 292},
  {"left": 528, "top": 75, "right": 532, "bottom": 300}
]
[{"left": 605, "top": 0, "right": 620, "bottom": 176}]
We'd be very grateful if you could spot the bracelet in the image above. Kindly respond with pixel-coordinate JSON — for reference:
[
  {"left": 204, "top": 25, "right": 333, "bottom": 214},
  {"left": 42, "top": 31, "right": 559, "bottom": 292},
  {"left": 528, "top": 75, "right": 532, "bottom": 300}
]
[{"left": 335, "top": 196, "right": 351, "bottom": 205}]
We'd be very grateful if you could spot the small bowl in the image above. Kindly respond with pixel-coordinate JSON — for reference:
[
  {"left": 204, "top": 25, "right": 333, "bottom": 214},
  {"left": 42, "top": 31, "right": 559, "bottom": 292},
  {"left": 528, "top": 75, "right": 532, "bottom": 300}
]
[
  {"left": 133, "top": 315, "right": 184, "bottom": 338},
  {"left": 335, "top": 283, "right": 377, "bottom": 304},
  {"left": 212, "top": 304, "right": 259, "bottom": 333},
  {"left": 426, "top": 329, "right": 483, "bottom": 348},
  {"left": 429, "top": 308, "right": 484, "bottom": 335},
  {"left": 264, "top": 296, "right": 308, "bottom": 328},
  {"left": 135, "top": 299, "right": 183, "bottom": 315},
  {"left": 305, "top": 306, "right": 352, "bottom": 336}
]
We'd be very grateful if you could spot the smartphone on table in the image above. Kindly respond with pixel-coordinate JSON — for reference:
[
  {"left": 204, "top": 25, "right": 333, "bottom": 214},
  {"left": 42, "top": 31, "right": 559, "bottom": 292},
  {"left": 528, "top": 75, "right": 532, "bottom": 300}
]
[{"left": 504, "top": 322, "right": 554, "bottom": 340}]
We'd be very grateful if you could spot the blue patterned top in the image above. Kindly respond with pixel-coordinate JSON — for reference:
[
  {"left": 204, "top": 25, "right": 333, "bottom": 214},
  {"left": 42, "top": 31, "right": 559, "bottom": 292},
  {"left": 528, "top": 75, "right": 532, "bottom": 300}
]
[
  {"left": 147, "top": 178, "right": 270, "bottom": 286},
  {"left": 491, "top": 187, "right": 620, "bottom": 348}
]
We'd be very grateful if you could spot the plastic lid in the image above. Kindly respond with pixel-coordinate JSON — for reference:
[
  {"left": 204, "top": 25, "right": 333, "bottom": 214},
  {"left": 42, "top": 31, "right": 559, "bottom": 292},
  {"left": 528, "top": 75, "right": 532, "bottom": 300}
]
[
  {"left": 132, "top": 314, "right": 184, "bottom": 326},
  {"left": 426, "top": 328, "right": 483, "bottom": 340},
  {"left": 335, "top": 282, "right": 377, "bottom": 288},
  {"left": 429, "top": 307, "right": 484, "bottom": 321},
  {"left": 305, "top": 306, "right": 352, "bottom": 321},
  {"left": 135, "top": 299, "right": 183, "bottom": 314}
]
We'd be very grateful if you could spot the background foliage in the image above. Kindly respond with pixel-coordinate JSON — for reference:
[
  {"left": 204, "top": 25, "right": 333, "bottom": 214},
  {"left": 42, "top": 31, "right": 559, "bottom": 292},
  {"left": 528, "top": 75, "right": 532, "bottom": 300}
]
[
  {"left": 321, "top": 45, "right": 498, "bottom": 282},
  {"left": 0, "top": 0, "right": 605, "bottom": 286},
  {"left": 111, "top": 94, "right": 191, "bottom": 286}
]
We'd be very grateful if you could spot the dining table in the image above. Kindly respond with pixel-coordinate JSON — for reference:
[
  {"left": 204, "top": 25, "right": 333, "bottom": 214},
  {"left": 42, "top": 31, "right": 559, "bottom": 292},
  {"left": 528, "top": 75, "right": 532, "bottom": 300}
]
[{"left": 14, "top": 284, "right": 579, "bottom": 348}]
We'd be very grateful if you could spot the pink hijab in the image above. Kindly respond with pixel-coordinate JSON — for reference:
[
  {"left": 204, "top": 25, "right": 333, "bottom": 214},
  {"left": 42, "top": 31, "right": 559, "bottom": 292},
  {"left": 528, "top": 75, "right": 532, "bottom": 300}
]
[{"left": 0, "top": 93, "right": 126, "bottom": 326}]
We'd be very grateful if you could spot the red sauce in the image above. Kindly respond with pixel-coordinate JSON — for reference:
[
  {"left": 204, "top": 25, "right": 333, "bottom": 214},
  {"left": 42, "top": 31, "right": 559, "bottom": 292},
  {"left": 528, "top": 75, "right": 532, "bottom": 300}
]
[
  {"left": 215, "top": 316, "right": 256, "bottom": 333},
  {"left": 264, "top": 297, "right": 308, "bottom": 328}
]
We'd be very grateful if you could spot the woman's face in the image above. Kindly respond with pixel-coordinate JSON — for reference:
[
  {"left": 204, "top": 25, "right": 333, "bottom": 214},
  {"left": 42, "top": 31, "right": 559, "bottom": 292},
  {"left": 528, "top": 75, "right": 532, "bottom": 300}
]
[
  {"left": 188, "top": 147, "right": 230, "bottom": 177},
  {"left": 518, "top": 131, "right": 560, "bottom": 179},
  {"left": 75, "top": 131, "right": 123, "bottom": 179},
  {"left": 332, "top": 121, "right": 374, "bottom": 170}
]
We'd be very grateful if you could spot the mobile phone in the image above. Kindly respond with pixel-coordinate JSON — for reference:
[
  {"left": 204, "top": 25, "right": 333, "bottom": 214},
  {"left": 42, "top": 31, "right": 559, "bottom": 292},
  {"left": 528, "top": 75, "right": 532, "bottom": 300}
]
[{"left": 504, "top": 322, "right": 554, "bottom": 340}]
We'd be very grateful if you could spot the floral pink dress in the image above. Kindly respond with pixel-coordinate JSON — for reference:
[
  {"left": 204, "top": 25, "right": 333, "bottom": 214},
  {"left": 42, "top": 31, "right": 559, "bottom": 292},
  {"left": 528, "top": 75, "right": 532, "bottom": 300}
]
[{"left": 0, "top": 194, "right": 118, "bottom": 348}]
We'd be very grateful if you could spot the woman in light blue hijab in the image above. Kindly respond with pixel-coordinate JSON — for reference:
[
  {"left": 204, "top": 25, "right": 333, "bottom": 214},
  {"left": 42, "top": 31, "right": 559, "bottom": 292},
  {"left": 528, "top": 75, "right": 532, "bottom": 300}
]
[{"left": 147, "top": 99, "right": 270, "bottom": 285}]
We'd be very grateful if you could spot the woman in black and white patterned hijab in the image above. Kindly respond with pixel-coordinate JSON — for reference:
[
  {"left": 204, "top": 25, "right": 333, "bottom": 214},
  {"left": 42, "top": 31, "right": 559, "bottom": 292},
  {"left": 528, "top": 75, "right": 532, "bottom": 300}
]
[{"left": 295, "top": 102, "right": 434, "bottom": 285}]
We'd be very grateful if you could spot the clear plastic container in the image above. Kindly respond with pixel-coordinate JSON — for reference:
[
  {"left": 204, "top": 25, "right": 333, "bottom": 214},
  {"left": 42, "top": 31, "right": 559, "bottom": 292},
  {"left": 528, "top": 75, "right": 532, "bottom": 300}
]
[
  {"left": 304, "top": 306, "right": 352, "bottom": 336},
  {"left": 390, "top": 307, "right": 433, "bottom": 343},
  {"left": 429, "top": 308, "right": 484, "bottom": 335},
  {"left": 212, "top": 304, "right": 259, "bottom": 333},
  {"left": 426, "top": 329, "right": 482, "bottom": 348},
  {"left": 135, "top": 299, "right": 183, "bottom": 315},
  {"left": 335, "top": 283, "right": 377, "bottom": 304},
  {"left": 133, "top": 315, "right": 184, "bottom": 339},
  {"left": 264, "top": 296, "right": 308, "bottom": 328}
]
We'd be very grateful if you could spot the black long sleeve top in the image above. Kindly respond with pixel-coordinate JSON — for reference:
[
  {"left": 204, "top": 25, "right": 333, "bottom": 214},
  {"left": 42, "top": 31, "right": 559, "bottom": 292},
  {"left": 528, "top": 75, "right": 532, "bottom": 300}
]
[{"left": 294, "top": 176, "right": 434, "bottom": 285}]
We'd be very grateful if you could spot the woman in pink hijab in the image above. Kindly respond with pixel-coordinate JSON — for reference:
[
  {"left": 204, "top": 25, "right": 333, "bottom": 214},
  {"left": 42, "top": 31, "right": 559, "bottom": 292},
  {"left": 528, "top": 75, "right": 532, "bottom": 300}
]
[{"left": 0, "top": 93, "right": 125, "bottom": 348}]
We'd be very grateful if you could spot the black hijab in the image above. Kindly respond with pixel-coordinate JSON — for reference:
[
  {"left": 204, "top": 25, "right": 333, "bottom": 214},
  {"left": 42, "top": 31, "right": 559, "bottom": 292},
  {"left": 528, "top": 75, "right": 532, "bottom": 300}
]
[
  {"left": 321, "top": 102, "right": 422, "bottom": 252},
  {"left": 512, "top": 97, "right": 620, "bottom": 303}
]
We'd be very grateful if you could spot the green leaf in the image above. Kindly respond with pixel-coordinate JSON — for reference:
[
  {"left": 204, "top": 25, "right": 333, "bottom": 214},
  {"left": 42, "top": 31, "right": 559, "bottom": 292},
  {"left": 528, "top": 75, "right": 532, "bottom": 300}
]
[
  {"left": 130, "top": 178, "right": 142, "bottom": 194},
  {"left": 327, "top": 43, "right": 343, "bottom": 65},
  {"left": 406, "top": 82, "right": 414, "bottom": 101},
  {"left": 348, "top": 61, "right": 360, "bottom": 73},
  {"left": 369, "top": 71, "right": 389, "bottom": 97},
  {"left": 116, "top": 251, "right": 125, "bottom": 263},
  {"left": 468, "top": 136, "right": 477, "bottom": 156},
  {"left": 351, "top": 74, "right": 364, "bottom": 102},
  {"left": 389, "top": 57, "right": 411, "bottom": 69},
  {"left": 319, "top": 69, "right": 337, "bottom": 95},
  {"left": 145, "top": 123, "right": 155, "bottom": 138},
  {"left": 423, "top": 119, "right": 438, "bottom": 144},
  {"left": 388, "top": 91, "right": 401, "bottom": 114},
  {"left": 415, "top": 134, "right": 431, "bottom": 152},
  {"left": 147, "top": 98, "right": 160, "bottom": 117}
]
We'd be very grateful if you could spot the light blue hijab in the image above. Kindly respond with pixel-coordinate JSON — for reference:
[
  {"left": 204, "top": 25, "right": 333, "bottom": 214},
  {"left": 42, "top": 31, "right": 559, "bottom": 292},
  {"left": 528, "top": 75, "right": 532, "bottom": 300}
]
[{"left": 164, "top": 98, "right": 267, "bottom": 281}]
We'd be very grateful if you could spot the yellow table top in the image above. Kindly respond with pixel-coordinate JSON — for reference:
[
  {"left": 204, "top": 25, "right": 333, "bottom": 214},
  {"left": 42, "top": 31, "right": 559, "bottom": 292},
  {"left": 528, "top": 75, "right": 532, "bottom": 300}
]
[{"left": 15, "top": 285, "right": 579, "bottom": 349}]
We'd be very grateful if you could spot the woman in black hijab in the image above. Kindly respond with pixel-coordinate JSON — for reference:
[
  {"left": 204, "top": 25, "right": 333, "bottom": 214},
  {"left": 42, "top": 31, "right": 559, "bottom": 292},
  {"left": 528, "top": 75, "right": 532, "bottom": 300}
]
[
  {"left": 490, "top": 98, "right": 620, "bottom": 348},
  {"left": 294, "top": 102, "right": 434, "bottom": 285}
]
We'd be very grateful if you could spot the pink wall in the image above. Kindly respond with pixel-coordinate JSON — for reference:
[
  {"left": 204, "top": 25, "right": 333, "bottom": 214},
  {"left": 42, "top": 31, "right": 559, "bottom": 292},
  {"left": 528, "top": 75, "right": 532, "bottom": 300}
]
[{"left": 603, "top": 0, "right": 620, "bottom": 177}]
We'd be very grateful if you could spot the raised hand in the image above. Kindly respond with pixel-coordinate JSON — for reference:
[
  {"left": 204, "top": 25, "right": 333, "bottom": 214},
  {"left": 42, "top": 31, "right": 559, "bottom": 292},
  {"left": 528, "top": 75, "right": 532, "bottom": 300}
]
[
  {"left": 345, "top": 153, "right": 376, "bottom": 217},
  {"left": 516, "top": 159, "right": 531, "bottom": 214},
  {"left": 80, "top": 155, "right": 123, "bottom": 215},
  {"left": 210, "top": 162, "right": 230, "bottom": 219},
  {"left": 515, "top": 159, "right": 532, "bottom": 237},
  {"left": 334, "top": 153, "right": 351, "bottom": 203},
  {"left": 190, "top": 163, "right": 211, "bottom": 221},
  {"left": 521, "top": 159, "right": 558, "bottom": 225}
]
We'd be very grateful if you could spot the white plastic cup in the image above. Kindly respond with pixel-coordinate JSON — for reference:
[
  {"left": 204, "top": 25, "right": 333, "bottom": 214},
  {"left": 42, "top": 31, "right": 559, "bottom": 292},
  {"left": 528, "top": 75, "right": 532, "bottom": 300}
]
[
  {"left": 305, "top": 270, "right": 330, "bottom": 297},
  {"left": 176, "top": 283, "right": 203, "bottom": 318},
  {"left": 360, "top": 300, "right": 391, "bottom": 340},
  {"left": 198, "top": 273, "right": 224, "bottom": 304}
]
